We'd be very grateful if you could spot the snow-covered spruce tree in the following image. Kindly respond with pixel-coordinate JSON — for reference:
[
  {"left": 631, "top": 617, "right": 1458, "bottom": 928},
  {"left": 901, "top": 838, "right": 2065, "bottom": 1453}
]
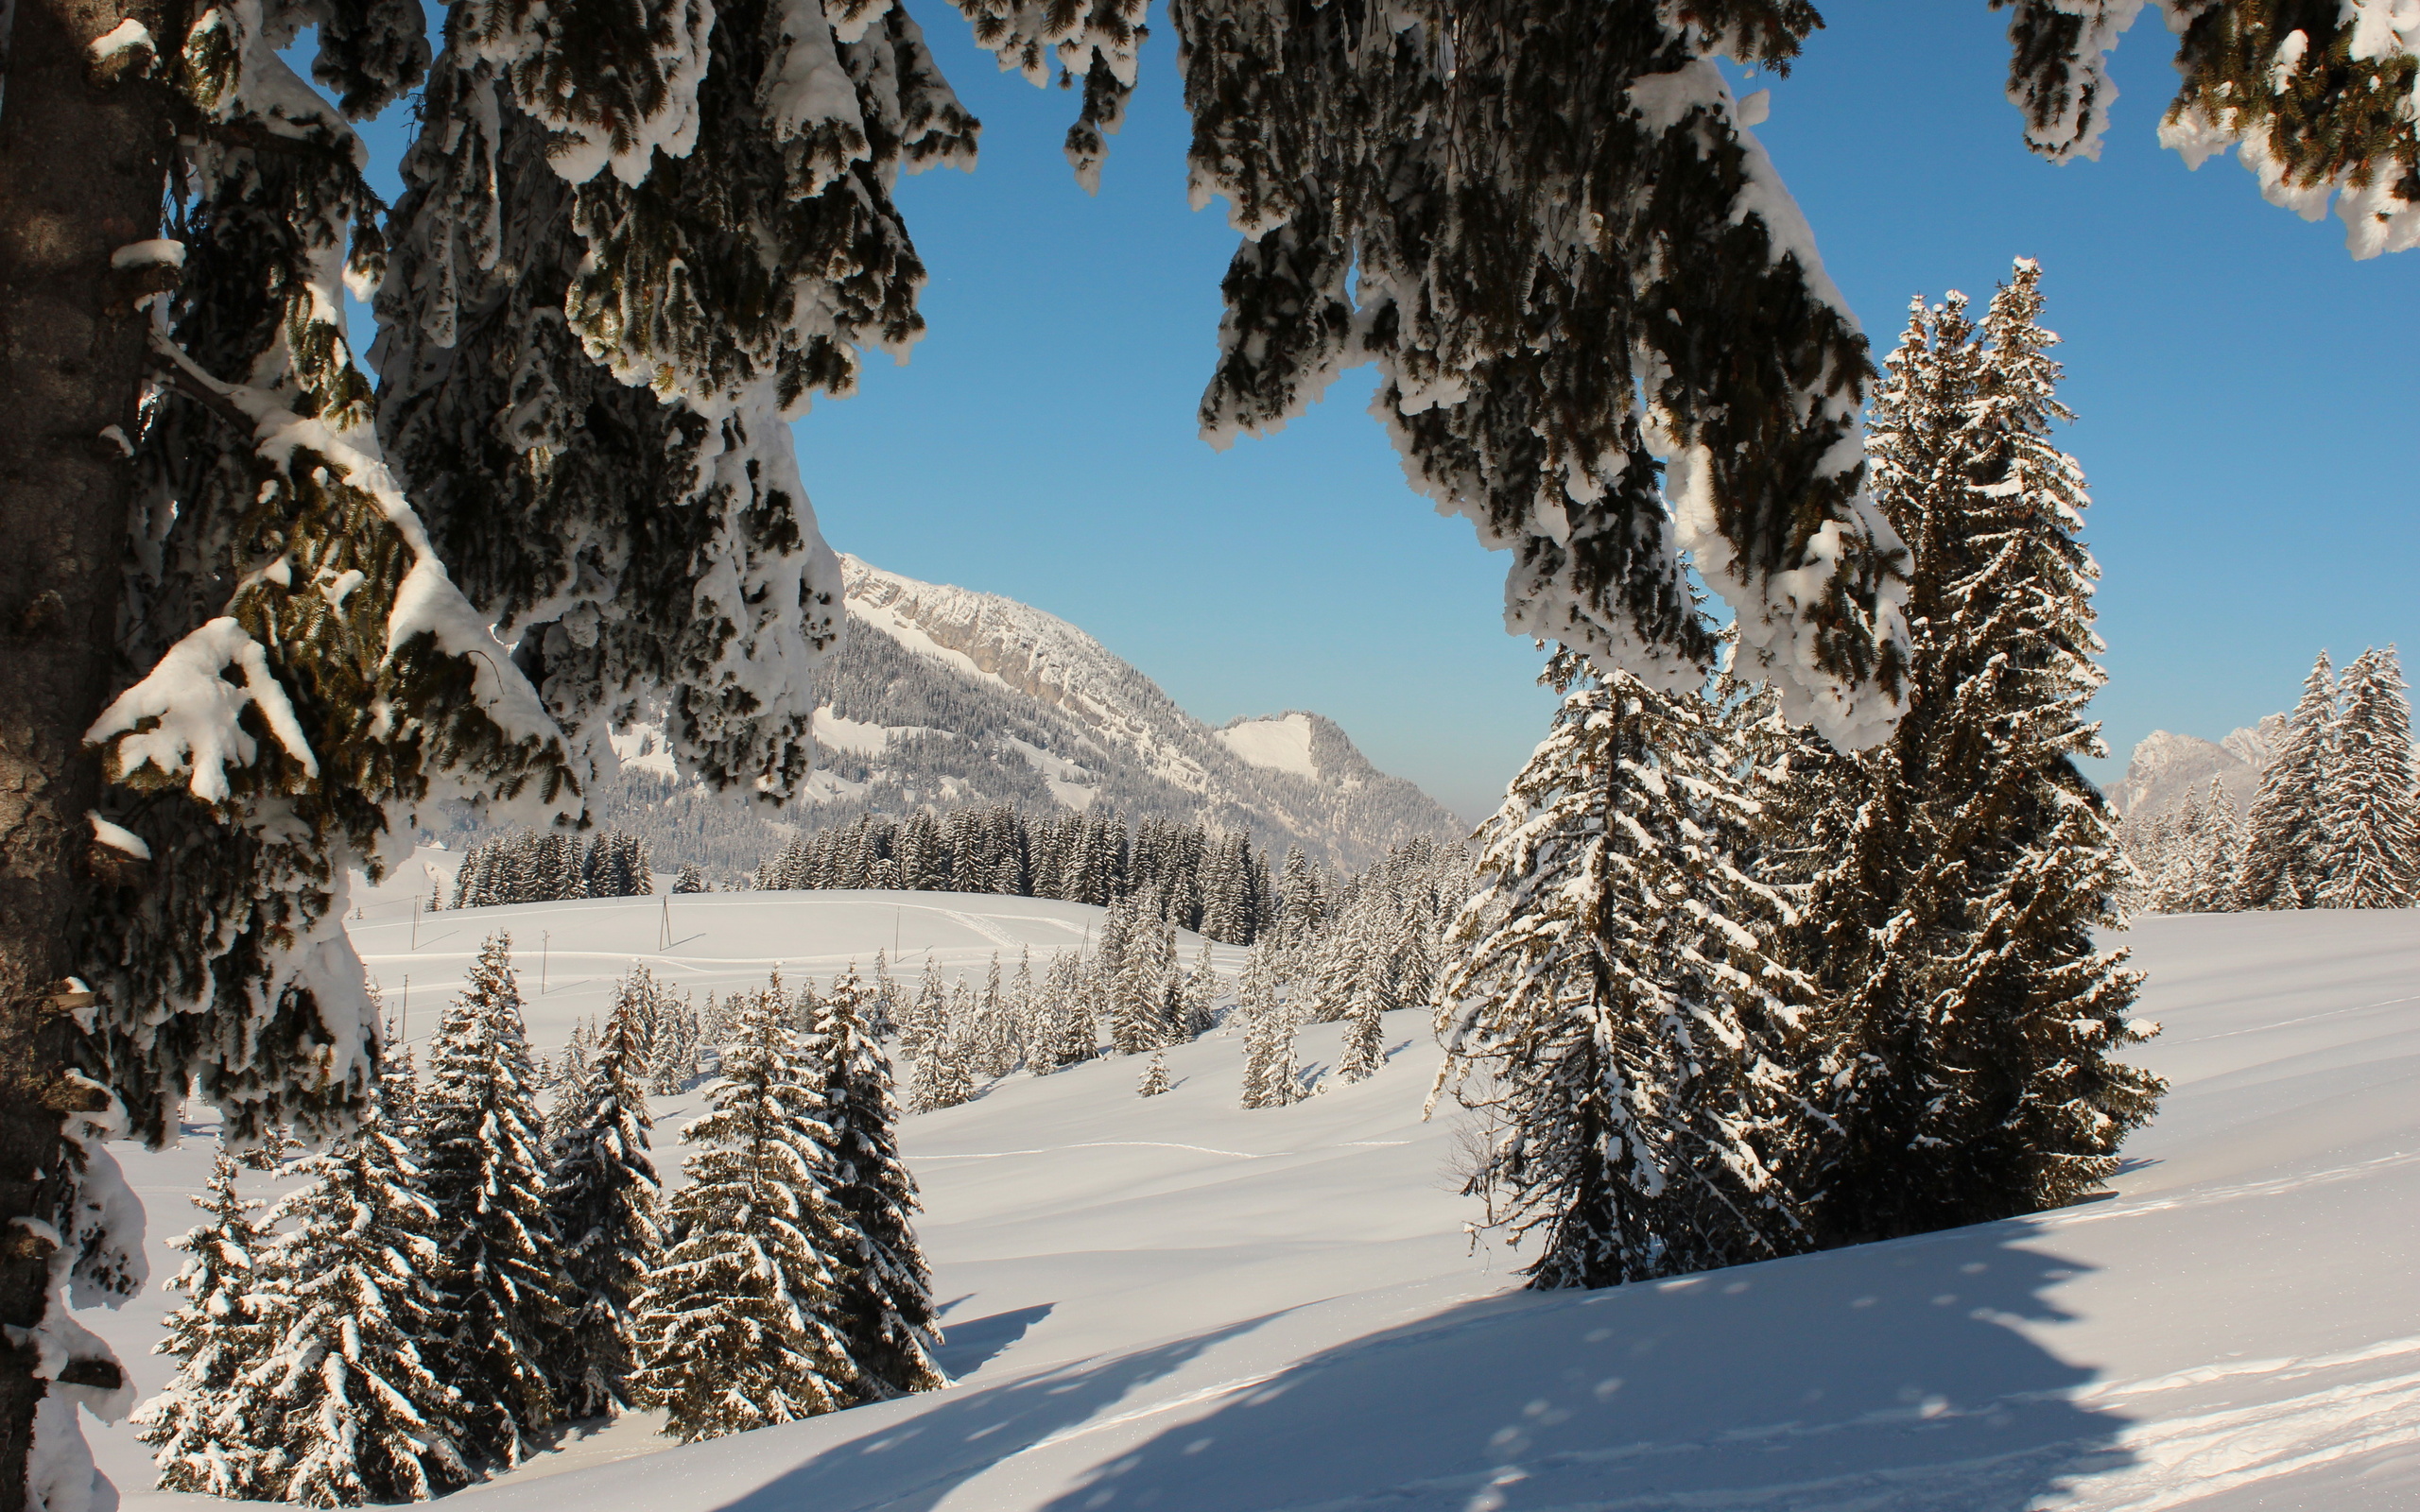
[
  {"left": 237, "top": 1061, "right": 471, "bottom": 1504},
  {"left": 2316, "top": 646, "right": 2420, "bottom": 908},
  {"left": 1999, "top": 1, "right": 2420, "bottom": 258},
  {"left": 800, "top": 964, "right": 945, "bottom": 1400},
  {"left": 1179, "top": 941, "right": 1220, "bottom": 1039},
  {"left": 2237, "top": 650, "right": 2340, "bottom": 910},
  {"left": 1431, "top": 649, "right": 1811, "bottom": 1288},
  {"left": 1237, "top": 940, "right": 1302, "bottom": 1109},
  {"left": 1332, "top": 975, "right": 1388, "bottom": 1087},
  {"left": 1171, "top": 0, "right": 1910, "bottom": 743},
  {"left": 631, "top": 984, "right": 861, "bottom": 1439},
  {"left": 2181, "top": 777, "right": 2248, "bottom": 914},
  {"left": 544, "top": 978, "right": 663, "bottom": 1420},
  {"left": 134, "top": 1146, "right": 274, "bottom": 1499},
  {"left": 1784, "top": 265, "right": 2159, "bottom": 1246},
  {"left": 422, "top": 933, "right": 571, "bottom": 1466},
  {"left": 1137, "top": 1052, "right": 1171, "bottom": 1098}
]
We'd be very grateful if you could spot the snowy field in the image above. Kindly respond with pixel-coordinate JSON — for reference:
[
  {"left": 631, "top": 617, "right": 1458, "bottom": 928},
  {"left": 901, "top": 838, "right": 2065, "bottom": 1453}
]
[{"left": 83, "top": 865, "right": 2420, "bottom": 1511}]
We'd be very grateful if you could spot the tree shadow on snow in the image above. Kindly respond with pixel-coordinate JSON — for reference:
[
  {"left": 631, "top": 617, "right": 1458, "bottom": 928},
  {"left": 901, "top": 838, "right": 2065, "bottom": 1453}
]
[
  {"left": 709, "top": 1315, "right": 1273, "bottom": 1512},
  {"left": 933, "top": 1302, "right": 1055, "bottom": 1378},
  {"left": 1039, "top": 1224, "right": 2143, "bottom": 1512}
]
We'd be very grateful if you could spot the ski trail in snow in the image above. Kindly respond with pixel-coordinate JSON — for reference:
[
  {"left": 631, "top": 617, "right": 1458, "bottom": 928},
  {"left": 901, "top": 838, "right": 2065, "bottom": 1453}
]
[
  {"left": 933, "top": 906, "right": 1021, "bottom": 948},
  {"left": 917, "top": 1140, "right": 1278, "bottom": 1160},
  {"left": 2192, "top": 989, "right": 2420, "bottom": 1040}
]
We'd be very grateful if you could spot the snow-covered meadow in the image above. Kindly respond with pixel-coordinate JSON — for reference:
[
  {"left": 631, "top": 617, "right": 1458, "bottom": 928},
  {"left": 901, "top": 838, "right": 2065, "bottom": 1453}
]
[{"left": 87, "top": 862, "right": 2420, "bottom": 1511}]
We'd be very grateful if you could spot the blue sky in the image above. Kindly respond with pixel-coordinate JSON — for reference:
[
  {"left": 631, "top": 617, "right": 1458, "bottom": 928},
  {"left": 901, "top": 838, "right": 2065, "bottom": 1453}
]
[{"left": 357, "top": 5, "right": 2418, "bottom": 825}]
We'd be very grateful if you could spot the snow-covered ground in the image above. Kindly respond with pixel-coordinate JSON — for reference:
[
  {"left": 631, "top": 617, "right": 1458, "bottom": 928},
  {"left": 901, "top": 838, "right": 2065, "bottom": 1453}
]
[{"left": 90, "top": 882, "right": 2420, "bottom": 1511}]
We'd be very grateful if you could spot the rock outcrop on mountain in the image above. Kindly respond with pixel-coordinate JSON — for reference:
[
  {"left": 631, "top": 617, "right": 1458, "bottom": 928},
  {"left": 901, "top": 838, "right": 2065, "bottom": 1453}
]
[
  {"left": 2106, "top": 713, "right": 2288, "bottom": 819},
  {"left": 594, "top": 557, "right": 1465, "bottom": 874}
]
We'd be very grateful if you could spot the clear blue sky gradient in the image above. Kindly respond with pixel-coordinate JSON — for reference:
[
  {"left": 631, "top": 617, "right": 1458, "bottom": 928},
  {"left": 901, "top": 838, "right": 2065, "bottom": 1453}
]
[{"left": 352, "top": 5, "right": 2418, "bottom": 825}]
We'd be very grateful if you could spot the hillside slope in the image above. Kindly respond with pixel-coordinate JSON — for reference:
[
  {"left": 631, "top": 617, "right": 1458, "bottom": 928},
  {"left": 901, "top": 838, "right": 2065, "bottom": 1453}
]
[
  {"left": 91, "top": 879, "right": 2420, "bottom": 1512},
  {"left": 589, "top": 558, "right": 1467, "bottom": 875}
]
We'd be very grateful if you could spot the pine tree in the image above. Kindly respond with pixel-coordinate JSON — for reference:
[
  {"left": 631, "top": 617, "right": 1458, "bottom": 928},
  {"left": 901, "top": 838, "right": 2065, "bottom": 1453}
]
[
  {"left": 134, "top": 1147, "right": 277, "bottom": 1499},
  {"left": 239, "top": 1066, "right": 472, "bottom": 1503},
  {"left": 1784, "top": 265, "right": 2160, "bottom": 1246},
  {"left": 630, "top": 986, "right": 860, "bottom": 1440},
  {"left": 1332, "top": 973, "right": 1388, "bottom": 1086},
  {"left": 2238, "top": 650, "right": 2341, "bottom": 910},
  {"left": 2316, "top": 646, "right": 2420, "bottom": 908},
  {"left": 673, "top": 864, "right": 709, "bottom": 894},
  {"left": 544, "top": 981, "right": 664, "bottom": 1420},
  {"left": 1137, "top": 1051, "right": 1171, "bottom": 1098},
  {"left": 1433, "top": 650, "right": 1810, "bottom": 1288},
  {"left": 1180, "top": 941, "right": 1221, "bottom": 1039},
  {"left": 422, "top": 933, "right": 570, "bottom": 1466},
  {"left": 1237, "top": 940, "right": 1302, "bottom": 1110},
  {"left": 801, "top": 964, "right": 945, "bottom": 1400}
]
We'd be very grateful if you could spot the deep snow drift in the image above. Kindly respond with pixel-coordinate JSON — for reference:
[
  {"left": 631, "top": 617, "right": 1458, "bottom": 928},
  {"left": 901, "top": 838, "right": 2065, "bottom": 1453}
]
[{"left": 89, "top": 872, "right": 2420, "bottom": 1511}]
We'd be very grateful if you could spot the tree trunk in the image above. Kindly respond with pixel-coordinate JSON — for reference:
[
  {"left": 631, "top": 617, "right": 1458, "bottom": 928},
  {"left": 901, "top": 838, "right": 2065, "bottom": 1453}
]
[{"left": 0, "top": 0, "right": 169, "bottom": 1500}]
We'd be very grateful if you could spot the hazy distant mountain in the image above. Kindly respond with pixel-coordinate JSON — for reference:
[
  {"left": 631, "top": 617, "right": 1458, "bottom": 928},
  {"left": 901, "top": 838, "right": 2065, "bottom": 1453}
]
[
  {"left": 598, "top": 557, "right": 1465, "bottom": 873},
  {"left": 2106, "top": 713, "right": 2288, "bottom": 819}
]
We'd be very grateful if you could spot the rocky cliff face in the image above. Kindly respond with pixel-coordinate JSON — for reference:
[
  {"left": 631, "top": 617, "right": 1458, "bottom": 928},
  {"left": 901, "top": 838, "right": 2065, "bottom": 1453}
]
[{"left": 2107, "top": 713, "right": 2287, "bottom": 819}]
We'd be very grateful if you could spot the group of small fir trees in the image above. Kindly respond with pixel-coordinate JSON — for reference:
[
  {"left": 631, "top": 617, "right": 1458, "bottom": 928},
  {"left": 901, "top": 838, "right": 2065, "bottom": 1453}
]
[
  {"left": 136, "top": 936, "right": 942, "bottom": 1503},
  {"left": 1432, "top": 262, "right": 2165, "bottom": 1289},
  {"left": 2125, "top": 645, "right": 2420, "bottom": 914}
]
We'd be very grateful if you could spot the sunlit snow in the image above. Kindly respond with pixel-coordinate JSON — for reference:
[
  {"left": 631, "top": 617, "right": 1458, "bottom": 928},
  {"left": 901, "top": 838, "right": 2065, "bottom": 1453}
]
[
  {"left": 92, "top": 868, "right": 2420, "bottom": 1512},
  {"left": 1217, "top": 714, "right": 1320, "bottom": 780}
]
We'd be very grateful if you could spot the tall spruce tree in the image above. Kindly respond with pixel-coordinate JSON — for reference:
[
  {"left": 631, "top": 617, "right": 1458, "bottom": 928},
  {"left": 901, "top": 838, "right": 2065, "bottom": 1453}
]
[
  {"left": 2316, "top": 646, "right": 2420, "bottom": 908},
  {"left": 422, "top": 933, "right": 570, "bottom": 1466},
  {"left": 1432, "top": 650, "right": 1810, "bottom": 1288},
  {"left": 1237, "top": 939, "right": 1302, "bottom": 1110},
  {"left": 631, "top": 985, "right": 861, "bottom": 1439},
  {"left": 802, "top": 965, "right": 946, "bottom": 1400},
  {"left": 1785, "top": 264, "right": 2159, "bottom": 1246},
  {"left": 544, "top": 977, "right": 664, "bottom": 1420},
  {"left": 2237, "top": 650, "right": 2341, "bottom": 910},
  {"left": 133, "top": 1148, "right": 275, "bottom": 1499},
  {"left": 234, "top": 1063, "right": 471, "bottom": 1504}
]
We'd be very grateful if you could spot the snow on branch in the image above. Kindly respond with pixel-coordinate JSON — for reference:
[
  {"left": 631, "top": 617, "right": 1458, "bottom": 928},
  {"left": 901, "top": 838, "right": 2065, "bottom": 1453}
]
[{"left": 87, "top": 617, "right": 318, "bottom": 804}]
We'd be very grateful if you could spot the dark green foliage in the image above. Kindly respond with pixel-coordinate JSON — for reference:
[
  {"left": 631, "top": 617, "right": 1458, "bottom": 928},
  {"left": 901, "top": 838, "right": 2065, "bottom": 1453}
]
[
  {"left": 544, "top": 978, "right": 664, "bottom": 1418},
  {"left": 802, "top": 965, "right": 945, "bottom": 1400},
  {"left": 1779, "top": 263, "right": 2160, "bottom": 1246},
  {"left": 422, "top": 934, "right": 571, "bottom": 1466},
  {"left": 1172, "top": 0, "right": 1907, "bottom": 741},
  {"left": 1997, "top": 0, "right": 2420, "bottom": 256},
  {"left": 631, "top": 982, "right": 861, "bottom": 1439}
]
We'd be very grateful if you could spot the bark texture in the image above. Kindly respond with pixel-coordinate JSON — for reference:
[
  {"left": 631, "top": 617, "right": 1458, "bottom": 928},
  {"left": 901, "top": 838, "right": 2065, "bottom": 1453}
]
[{"left": 0, "top": 0, "right": 170, "bottom": 1502}]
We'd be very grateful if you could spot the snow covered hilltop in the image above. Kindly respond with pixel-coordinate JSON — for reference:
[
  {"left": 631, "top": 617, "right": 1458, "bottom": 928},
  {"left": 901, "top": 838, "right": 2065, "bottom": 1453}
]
[{"left": 601, "top": 556, "right": 1465, "bottom": 874}]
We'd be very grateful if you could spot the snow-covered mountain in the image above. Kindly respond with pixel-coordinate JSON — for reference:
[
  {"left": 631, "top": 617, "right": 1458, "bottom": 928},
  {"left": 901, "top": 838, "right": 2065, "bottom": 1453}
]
[
  {"left": 603, "top": 557, "right": 1464, "bottom": 873},
  {"left": 2105, "top": 713, "right": 2287, "bottom": 818}
]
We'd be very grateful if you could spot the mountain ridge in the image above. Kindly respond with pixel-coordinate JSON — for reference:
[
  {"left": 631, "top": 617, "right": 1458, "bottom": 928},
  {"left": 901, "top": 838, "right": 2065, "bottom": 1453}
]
[{"left": 596, "top": 557, "right": 1466, "bottom": 873}]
